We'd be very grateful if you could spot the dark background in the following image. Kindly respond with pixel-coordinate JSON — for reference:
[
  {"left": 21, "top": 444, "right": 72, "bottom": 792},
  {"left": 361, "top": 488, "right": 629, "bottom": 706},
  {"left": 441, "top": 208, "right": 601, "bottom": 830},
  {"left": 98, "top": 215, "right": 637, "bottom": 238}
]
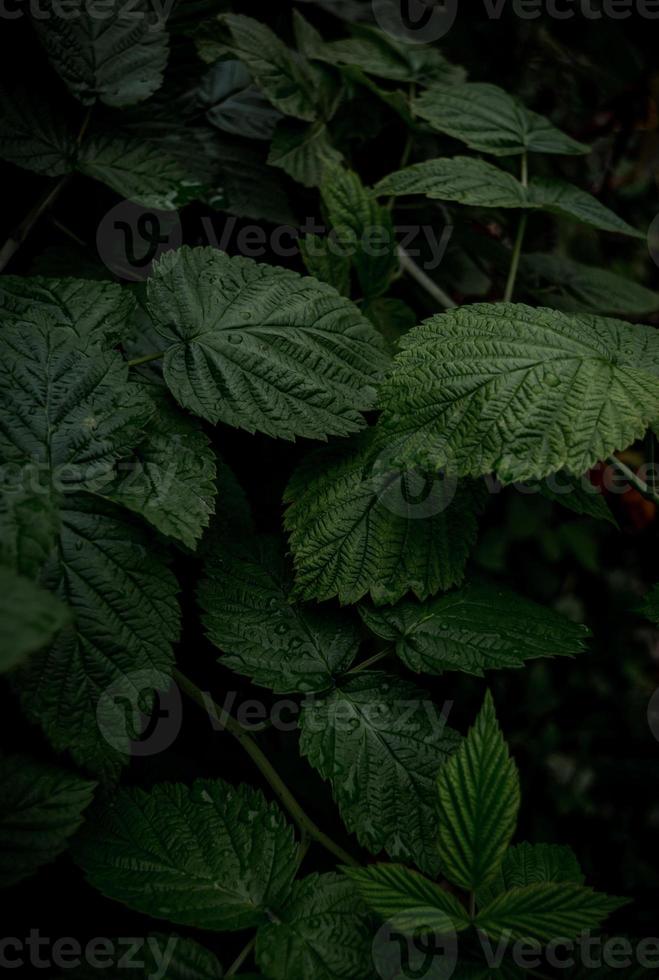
[{"left": 1, "top": 0, "right": 659, "bottom": 970}]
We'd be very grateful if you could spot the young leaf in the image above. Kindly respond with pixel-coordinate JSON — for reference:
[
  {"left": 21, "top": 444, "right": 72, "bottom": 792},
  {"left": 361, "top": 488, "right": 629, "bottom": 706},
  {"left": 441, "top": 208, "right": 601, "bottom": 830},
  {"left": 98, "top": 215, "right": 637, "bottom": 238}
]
[
  {"left": 0, "top": 86, "right": 76, "bottom": 176},
  {"left": 0, "top": 321, "right": 153, "bottom": 494},
  {"left": 74, "top": 779, "right": 298, "bottom": 930},
  {"left": 413, "top": 83, "right": 589, "bottom": 156},
  {"left": 300, "top": 672, "right": 461, "bottom": 874},
  {"left": 268, "top": 119, "right": 343, "bottom": 188},
  {"left": 200, "top": 60, "right": 282, "bottom": 141},
  {"left": 199, "top": 534, "right": 360, "bottom": 693},
  {"left": 146, "top": 247, "right": 389, "bottom": 439},
  {"left": 436, "top": 691, "right": 520, "bottom": 891},
  {"left": 284, "top": 429, "right": 487, "bottom": 605},
  {"left": 0, "top": 755, "right": 95, "bottom": 887},
  {"left": 379, "top": 303, "right": 659, "bottom": 484},
  {"left": 359, "top": 582, "right": 590, "bottom": 677},
  {"left": 103, "top": 388, "right": 217, "bottom": 550},
  {"left": 344, "top": 863, "right": 471, "bottom": 932},
  {"left": 477, "top": 842, "right": 584, "bottom": 908},
  {"left": 0, "top": 276, "right": 135, "bottom": 350},
  {"left": 255, "top": 873, "right": 373, "bottom": 980},
  {"left": 0, "top": 568, "right": 69, "bottom": 673},
  {"left": 211, "top": 14, "right": 320, "bottom": 121},
  {"left": 33, "top": 0, "right": 169, "bottom": 108},
  {"left": 521, "top": 253, "right": 659, "bottom": 316},
  {"left": 321, "top": 165, "right": 397, "bottom": 299},
  {"left": 17, "top": 497, "right": 180, "bottom": 779},
  {"left": 475, "top": 882, "right": 628, "bottom": 942},
  {"left": 375, "top": 156, "right": 529, "bottom": 210}
]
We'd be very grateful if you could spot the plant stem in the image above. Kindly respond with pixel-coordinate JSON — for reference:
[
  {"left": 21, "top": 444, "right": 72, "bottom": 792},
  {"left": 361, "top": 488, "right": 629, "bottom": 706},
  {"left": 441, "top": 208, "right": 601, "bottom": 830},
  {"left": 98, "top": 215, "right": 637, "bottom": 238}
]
[
  {"left": 502, "top": 152, "right": 529, "bottom": 304},
  {"left": 0, "top": 176, "right": 70, "bottom": 273},
  {"left": 127, "top": 350, "right": 168, "bottom": 368},
  {"left": 607, "top": 454, "right": 659, "bottom": 505},
  {"left": 398, "top": 247, "right": 456, "bottom": 310},
  {"left": 225, "top": 937, "right": 256, "bottom": 977},
  {"left": 348, "top": 647, "right": 392, "bottom": 673},
  {"left": 468, "top": 891, "right": 476, "bottom": 918},
  {"left": 173, "top": 669, "right": 360, "bottom": 868}
]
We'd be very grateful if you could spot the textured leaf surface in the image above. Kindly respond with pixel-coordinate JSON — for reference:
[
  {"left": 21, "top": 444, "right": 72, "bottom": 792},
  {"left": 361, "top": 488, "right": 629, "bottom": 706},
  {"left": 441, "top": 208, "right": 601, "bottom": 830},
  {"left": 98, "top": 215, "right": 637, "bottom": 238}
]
[
  {"left": 200, "top": 60, "right": 282, "bottom": 140},
  {"left": 477, "top": 842, "right": 584, "bottom": 908},
  {"left": 33, "top": 0, "right": 169, "bottom": 107},
  {"left": 375, "top": 157, "right": 529, "bottom": 209},
  {"left": 214, "top": 14, "right": 319, "bottom": 121},
  {"left": 18, "top": 497, "right": 180, "bottom": 778},
  {"left": 527, "top": 178, "right": 644, "bottom": 238},
  {"left": 299, "top": 234, "right": 352, "bottom": 296},
  {"left": 300, "top": 672, "right": 460, "bottom": 873},
  {"left": 538, "top": 472, "right": 617, "bottom": 525},
  {"left": 0, "top": 321, "right": 153, "bottom": 494},
  {"left": 437, "top": 691, "right": 520, "bottom": 890},
  {"left": 146, "top": 247, "right": 389, "bottom": 439},
  {"left": 321, "top": 166, "right": 397, "bottom": 299},
  {"left": 0, "top": 568, "right": 69, "bottom": 673},
  {"left": 413, "top": 83, "right": 589, "bottom": 156},
  {"left": 521, "top": 253, "right": 659, "bottom": 316},
  {"left": 284, "top": 429, "right": 486, "bottom": 604},
  {"left": 268, "top": 120, "right": 343, "bottom": 188},
  {"left": 104, "top": 389, "right": 217, "bottom": 549},
  {"left": 0, "top": 491, "right": 61, "bottom": 579},
  {"left": 65, "top": 933, "right": 224, "bottom": 980},
  {"left": 75, "top": 779, "right": 298, "bottom": 930},
  {"left": 0, "top": 755, "right": 95, "bottom": 887},
  {"left": 345, "top": 863, "right": 470, "bottom": 931},
  {"left": 475, "top": 883, "right": 627, "bottom": 942},
  {"left": 359, "top": 583, "right": 589, "bottom": 676},
  {"left": 380, "top": 303, "right": 659, "bottom": 483},
  {"left": 256, "top": 873, "right": 373, "bottom": 980},
  {"left": 199, "top": 535, "right": 359, "bottom": 693},
  {"left": 79, "top": 134, "right": 205, "bottom": 210},
  {"left": 0, "top": 87, "right": 75, "bottom": 176},
  {"left": 0, "top": 276, "right": 135, "bottom": 349}
]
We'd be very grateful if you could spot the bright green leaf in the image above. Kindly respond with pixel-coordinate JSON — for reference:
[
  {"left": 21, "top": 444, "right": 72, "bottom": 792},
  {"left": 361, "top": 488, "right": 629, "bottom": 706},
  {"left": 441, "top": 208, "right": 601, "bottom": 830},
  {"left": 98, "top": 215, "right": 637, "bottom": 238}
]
[
  {"left": 344, "top": 863, "right": 470, "bottom": 932},
  {"left": 477, "top": 842, "right": 584, "bottom": 908},
  {"left": 375, "top": 156, "right": 529, "bottom": 209}
]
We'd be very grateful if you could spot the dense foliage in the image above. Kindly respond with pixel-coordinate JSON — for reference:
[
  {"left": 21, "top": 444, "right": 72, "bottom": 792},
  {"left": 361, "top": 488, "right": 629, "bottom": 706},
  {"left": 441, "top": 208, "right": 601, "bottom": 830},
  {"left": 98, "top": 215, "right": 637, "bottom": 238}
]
[{"left": 1, "top": 2, "right": 659, "bottom": 978}]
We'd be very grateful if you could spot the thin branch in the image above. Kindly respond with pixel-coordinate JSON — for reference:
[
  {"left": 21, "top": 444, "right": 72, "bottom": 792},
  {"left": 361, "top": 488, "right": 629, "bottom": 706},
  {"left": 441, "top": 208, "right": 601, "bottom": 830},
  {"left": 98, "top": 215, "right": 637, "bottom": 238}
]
[
  {"left": 348, "top": 647, "right": 392, "bottom": 674},
  {"left": 225, "top": 937, "right": 256, "bottom": 977},
  {"left": 502, "top": 152, "right": 529, "bottom": 304},
  {"left": 398, "top": 247, "right": 457, "bottom": 310},
  {"left": 0, "top": 177, "right": 70, "bottom": 273},
  {"left": 173, "top": 669, "right": 360, "bottom": 868},
  {"left": 607, "top": 454, "right": 659, "bottom": 505},
  {"left": 127, "top": 350, "right": 168, "bottom": 368}
]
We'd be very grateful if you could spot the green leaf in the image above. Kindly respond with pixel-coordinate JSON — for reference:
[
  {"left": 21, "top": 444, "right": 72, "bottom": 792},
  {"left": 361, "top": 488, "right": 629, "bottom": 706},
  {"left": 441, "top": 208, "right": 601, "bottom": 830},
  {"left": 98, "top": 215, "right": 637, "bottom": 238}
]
[
  {"left": 74, "top": 779, "right": 298, "bottom": 930},
  {"left": 211, "top": 14, "right": 320, "bottom": 121},
  {"left": 477, "top": 842, "right": 584, "bottom": 908},
  {"left": 299, "top": 234, "right": 352, "bottom": 296},
  {"left": 0, "top": 321, "right": 153, "bottom": 495},
  {"left": 537, "top": 471, "right": 617, "bottom": 525},
  {"left": 475, "top": 882, "right": 628, "bottom": 942},
  {"left": 211, "top": 139, "right": 296, "bottom": 225},
  {"left": 200, "top": 60, "right": 282, "bottom": 141},
  {"left": 521, "top": 253, "right": 659, "bottom": 316},
  {"left": 199, "top": 534, "right": 359, "bottom": 693},
  {"left": 33, "top": 0, "right": 169, "bottom": 108},
  {"left": 103, "top": 388, "right": 217, "bottom": 549},
  {"left": 375, "top": 156, "right": 529, "bottom": 208},
  {"left": 284, "top": 428, "right": 486, "bottom": 605},
  {"left": 63, "top": 933, "right": 224, "bottom": 980},
  {"left": 361, "top": 297, "right": 417, "bottom": 350},
  {"left": 321, "top": 166, "right": 397, "bottom": 299},
  {"left": 344, "top": 863, "right": 470, "bottom": 932},
  {"left": 268, "top": 119, "right": 343, "bottom": 188},
  {"left": 379, "top": 303, "right": 659, "bottom": 484},
  {"left": 300, "top": 672, "right": 461, "bottom": 873},
  {"left": 0, "top": 276, "right": 135, "bottom": 350},
  {"left": 17, "top": 496, "right": 180, "bottom": 778},
  {"left": 359, "top": 582, "right": 590, "bottom": 677},
  {"left": 437, "top": 691, "right": 520, "bottom": 891},
  {"left": 375, "top": 159, "right": 642, "bottom": 237},
  {"left": 526, "top": 178, "right": 644, "bottom": 239},
  {"left": 146, "top": 247, "right": 389, "bottom": 439},
  {"left": 0, "top": 568, "right": 69, "bottom": 673},
  {"left": 255, "top": 873, "right": 373, "bottom": 980},
  {"left": 78, "top": 134, "right": 205, "bottom": 210},
  {"left": 0, "top": 754, "right": 95, "bottom": 887},
  {"left": 0, "top": 86, "right": 75, "bottom": 176},
  {"left": 0, "top": 491, "right": 61, "bottom": 579},
  {"left": 413, "top": 83, "right": 589, "bottom": 156}
]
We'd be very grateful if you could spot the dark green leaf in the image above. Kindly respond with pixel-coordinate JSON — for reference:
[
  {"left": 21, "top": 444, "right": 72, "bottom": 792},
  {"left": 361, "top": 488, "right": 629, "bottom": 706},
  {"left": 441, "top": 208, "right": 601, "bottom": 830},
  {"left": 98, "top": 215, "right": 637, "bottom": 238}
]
[
  {"left": 0, "top": 568, "right": 69, "bottom": 673},
  {"left": 268, "top": 120, "right": 343, "bottom": 188},
  {"left": 344, "top": 863, "right": 470, "bottom": 932}
]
